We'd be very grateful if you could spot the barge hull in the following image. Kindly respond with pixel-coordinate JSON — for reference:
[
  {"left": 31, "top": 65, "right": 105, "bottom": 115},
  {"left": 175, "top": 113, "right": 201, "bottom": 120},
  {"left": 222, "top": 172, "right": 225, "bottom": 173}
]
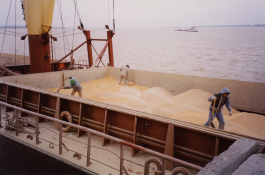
[{"left": 0, "top": 67, "right": 264, "bottom": 169}]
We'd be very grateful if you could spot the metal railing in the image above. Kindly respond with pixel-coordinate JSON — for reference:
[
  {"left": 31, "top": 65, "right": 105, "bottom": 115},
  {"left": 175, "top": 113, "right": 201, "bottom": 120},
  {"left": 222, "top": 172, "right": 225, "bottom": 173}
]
[{"left": 0, "top": 101, "right": 202, "bottom": 175}]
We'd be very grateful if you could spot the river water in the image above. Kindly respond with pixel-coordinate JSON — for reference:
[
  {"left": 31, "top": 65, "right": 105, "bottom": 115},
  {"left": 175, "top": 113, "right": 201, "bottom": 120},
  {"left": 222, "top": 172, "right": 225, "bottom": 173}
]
[{"left": 1, "top": 27, "right": 265, "bottom": 83}]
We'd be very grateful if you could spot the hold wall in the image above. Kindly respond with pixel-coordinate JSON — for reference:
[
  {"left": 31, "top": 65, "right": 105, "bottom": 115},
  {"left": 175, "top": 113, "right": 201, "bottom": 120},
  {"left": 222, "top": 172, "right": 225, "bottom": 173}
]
[
  {"left": 0, "top": 67, "right": 264, "bottom": 114},
  {"left": 108, "top": 67, "right": 265, "bottom": 114},
  {"left": 0, "top": 67, "right": 108, "bottom": 89}
]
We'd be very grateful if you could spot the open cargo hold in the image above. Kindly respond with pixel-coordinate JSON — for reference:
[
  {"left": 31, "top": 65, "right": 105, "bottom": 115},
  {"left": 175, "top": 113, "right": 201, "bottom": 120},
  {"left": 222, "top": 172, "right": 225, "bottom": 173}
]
[{"left": 0, "top": 67, "right": 265, "bottom": 173}]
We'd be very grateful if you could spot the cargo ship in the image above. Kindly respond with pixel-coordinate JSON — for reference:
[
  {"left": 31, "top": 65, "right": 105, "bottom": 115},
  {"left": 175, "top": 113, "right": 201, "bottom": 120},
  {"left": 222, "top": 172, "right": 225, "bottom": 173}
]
[{"left": 0, "top": 1, "right": 264, "bottom": 175}]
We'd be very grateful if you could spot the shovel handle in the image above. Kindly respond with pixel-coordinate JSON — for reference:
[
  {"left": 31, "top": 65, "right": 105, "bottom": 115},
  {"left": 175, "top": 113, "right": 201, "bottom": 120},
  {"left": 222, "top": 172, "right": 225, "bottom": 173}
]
[
  {"left": 210, "top": 98, "right": 216, "bottom": 128},
  {"left": 57, "top": 78, "right": 67, "bottom": 93}
]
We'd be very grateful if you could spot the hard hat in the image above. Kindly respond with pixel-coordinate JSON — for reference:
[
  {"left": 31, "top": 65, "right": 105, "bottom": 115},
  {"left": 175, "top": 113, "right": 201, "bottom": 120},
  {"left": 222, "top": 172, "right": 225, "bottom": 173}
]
[{"left": 70, "top": 79, "right": 75, "bottom": 84}]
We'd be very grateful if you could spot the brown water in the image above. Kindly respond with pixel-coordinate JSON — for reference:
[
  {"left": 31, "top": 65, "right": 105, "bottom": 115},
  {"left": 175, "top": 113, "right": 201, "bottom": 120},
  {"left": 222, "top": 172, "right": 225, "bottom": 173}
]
[{"left": 1, "top": 27, "right": 265, "bottom": 82}]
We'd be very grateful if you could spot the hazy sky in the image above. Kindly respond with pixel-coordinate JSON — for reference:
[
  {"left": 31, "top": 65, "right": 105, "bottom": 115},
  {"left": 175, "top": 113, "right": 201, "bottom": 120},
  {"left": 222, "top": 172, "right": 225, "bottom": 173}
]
[{"left": 0, "top": 0, "right": 264, "bottom": 29}]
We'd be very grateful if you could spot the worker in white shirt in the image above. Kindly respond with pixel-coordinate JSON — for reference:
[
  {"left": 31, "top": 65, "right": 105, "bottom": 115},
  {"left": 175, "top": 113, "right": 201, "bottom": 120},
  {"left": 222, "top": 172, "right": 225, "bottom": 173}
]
[{"left": 119, "top": 65, "right": 130, "bottom": 86}]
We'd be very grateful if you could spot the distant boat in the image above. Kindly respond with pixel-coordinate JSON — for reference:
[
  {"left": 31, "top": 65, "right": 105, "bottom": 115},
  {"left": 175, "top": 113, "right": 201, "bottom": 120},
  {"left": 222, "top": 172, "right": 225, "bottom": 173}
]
[
  {"left": 186, "top": 26, "right": 198, "bottom": 32},
  {"left": 175, "top": 26, "right": 198, "bottom": 32},
  {"left": 175, "top": 29, "right": 187, "bottom": 31}
]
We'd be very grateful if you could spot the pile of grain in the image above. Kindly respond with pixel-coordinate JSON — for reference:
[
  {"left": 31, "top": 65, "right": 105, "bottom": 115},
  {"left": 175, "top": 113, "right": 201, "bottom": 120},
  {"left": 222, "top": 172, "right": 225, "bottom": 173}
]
[{"left": 48, "top": 76, "right": 265, "bottom": 140}]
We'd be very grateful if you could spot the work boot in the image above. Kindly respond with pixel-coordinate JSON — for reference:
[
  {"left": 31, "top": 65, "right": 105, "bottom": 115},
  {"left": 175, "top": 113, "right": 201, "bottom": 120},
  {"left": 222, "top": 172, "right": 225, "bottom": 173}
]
[{"left": 219, "top": 123, "right": 225, "bottom": 130}]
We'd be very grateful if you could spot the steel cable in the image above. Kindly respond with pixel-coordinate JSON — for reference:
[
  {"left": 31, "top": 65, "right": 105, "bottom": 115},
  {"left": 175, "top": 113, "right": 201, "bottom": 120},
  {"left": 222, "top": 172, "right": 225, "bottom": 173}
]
[
  {"left": 71, "top": 0, "right": 77, "bottom": 52},
  {"left": 0, "top": 0, "right": 13, "bottom": 59},
  {"left": 15, "top": 0, "right": 17, "bottom": 68},
  {"left": 56, "top": 0, "right": 70, "bottom": 57},
  {"left": 0, "top": 111, "right": 146, "bottom": 174},
  {"left": 0, "top": 29, "right": 25, "bottom": 36},
  {"left": 0, "top": 121, "right": 120, "bottom": 173}
]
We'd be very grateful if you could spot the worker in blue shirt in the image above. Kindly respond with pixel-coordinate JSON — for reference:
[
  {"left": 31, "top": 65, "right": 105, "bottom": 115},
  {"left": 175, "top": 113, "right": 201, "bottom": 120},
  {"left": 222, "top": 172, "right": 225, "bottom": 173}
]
[
  {"left": 204, "top": 87, "right": 232, "bottom": 130},
  {"left": 60, "top": 77, "right": 82, "bottom": 97}
]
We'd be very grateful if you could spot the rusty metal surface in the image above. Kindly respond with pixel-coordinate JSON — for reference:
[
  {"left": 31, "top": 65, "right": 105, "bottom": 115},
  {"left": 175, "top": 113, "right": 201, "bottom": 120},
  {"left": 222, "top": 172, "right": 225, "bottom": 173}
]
[
  {"left": 171, "top": 167, "right": 191, "bottom": 175},
  {"left": 175, "top": 127, "right": 217, "bottom": 156},
  {"left": 164, "top": 124, "right": 174, "bottom": 170},
  {"left": 144, "top": 157, "right": 162, "bottom": 175},
  {"left": 5, "top": 65, "right": 30, "bottom": 74},
  {"left": 28, "top": 35, "right": 51, "bottom": 73},
  {"left": 84, "top": 30, "right": 93, "bottom": 67},
  {"left": 109, "top": 111, "right": 135, "bottom": 132},
  {"left": 0, "top": 65, "right": 20, "bottom": 76},
  {"left": 174, "top": 126, "right": 219, "bottom": 167},
  {"left": 107, "top": 31, "right": 114, "bottom": 67},
  {"left": 56, "top": 40, "right": 87, "bottom": 64},
  {"left": 0, "top": 80, "right": 265, "bottom": 168},
  {"left": 92, "top": 41, "right": 109, "bottom": 68}
]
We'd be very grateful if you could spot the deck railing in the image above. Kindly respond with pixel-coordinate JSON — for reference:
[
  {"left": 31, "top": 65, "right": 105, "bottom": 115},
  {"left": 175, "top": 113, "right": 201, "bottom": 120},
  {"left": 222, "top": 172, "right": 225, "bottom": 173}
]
[{"left": 0, "top": 101, "right": 202, "bottom": 175}]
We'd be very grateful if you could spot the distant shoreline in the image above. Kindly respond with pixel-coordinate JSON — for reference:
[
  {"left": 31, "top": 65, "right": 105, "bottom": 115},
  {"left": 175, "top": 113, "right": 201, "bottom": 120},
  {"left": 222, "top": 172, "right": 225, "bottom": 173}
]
[
  {"left": 198, "top": 24, "right": 265, "bottom": 28},
  {"left": 1, "top": 24, "right": 265, "bottom": 29},
  {"left": 165, "top": 24, "right": 265, "bottom": 28}
]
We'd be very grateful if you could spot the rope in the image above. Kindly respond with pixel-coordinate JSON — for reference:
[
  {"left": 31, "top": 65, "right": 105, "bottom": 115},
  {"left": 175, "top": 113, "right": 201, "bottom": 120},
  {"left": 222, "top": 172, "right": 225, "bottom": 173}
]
[
  {"left": 39, "top": 126, "right": 120, "bottom": 158},
  {"left": 71, "top": 0, "right": 77, "bottom": 52},
  {"left": 24, "top": 40, "right": 26, "bottom": 65},
  {"left": 72, "top": 0, "right": 83, "bottom": 30},
  {"left": 0, "top": 32, "right": 19, "bottom": 37},
  {"left": 91, "top": 43, "right": 106, "bottom": 67},
  {"left": 0, "top": 29, "right": 24, "bottom": 35},
  {"left": 0, "top": 0, "right": 13, "bottom": 59},
  {"left": 113, "top": 0, "right": 115, "bottom": 33},
  {"left": 0, "top": 118, "right": 144, "bottom": 174},
  {"left": 34, "top": 127, "right": 121, "bottom": 172},
  {"left": 90, "top": 28, "right": 106, "bottom": 32},
  {"left": 123, "top": 158, "right": 145, "bottom": 167},
  {"left": 52, "top": 28, "right": 79, "bottom": 36},
  {"left": 1, "top": 122, "right": 131, "bottom": 174},
  {"left": 108, "top": 0, "right": 109, "bottom": 26},
  {"left": 97, "top": 49, "right": 106, "bottom": 67},
  {"left": 20, "top": 0, "right": 25, "bottom": 20},
  {"left": 56, "top": 32, "right": 83, "bottom": 38},
  {"left": 91, "top": 44, "right": 99, "bottom": 56},
  {"left": 56, "top": 0, "right": 70, "bottom": 57},
  {"left": 15, "top": 0, "right": 17, "bottom": 68}
]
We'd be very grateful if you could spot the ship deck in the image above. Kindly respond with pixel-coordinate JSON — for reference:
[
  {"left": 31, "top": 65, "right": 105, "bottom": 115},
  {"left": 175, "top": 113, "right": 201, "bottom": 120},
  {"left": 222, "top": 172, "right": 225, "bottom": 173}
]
[{"left": 0, "top": 110, "right": 199, "bottom": 175}]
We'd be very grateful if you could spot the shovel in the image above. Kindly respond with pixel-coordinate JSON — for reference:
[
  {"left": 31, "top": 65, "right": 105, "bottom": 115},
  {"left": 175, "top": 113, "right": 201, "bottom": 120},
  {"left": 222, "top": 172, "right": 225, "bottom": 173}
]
[
  {"left": 57, "top": 78, "right": 67, "bottom": 93},
  {"left": 127, "top": 79, "right": 135, "bottom": 86},
  {"left": 210, "top": 99, "right": 216, "bottom": 128}
]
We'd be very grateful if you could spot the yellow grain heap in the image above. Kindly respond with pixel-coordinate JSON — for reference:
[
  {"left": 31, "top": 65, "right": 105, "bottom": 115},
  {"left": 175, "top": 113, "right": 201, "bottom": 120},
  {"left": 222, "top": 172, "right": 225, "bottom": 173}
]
[{"left": 48, "top": 76, "right": 265, "bottom": 140}]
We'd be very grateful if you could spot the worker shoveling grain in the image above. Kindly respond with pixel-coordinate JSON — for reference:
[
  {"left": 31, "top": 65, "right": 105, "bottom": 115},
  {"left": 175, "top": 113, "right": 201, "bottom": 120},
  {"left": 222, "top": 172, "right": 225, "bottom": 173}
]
[{"left": 48, "top": 76, "right": 265, "bottom": 140}]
